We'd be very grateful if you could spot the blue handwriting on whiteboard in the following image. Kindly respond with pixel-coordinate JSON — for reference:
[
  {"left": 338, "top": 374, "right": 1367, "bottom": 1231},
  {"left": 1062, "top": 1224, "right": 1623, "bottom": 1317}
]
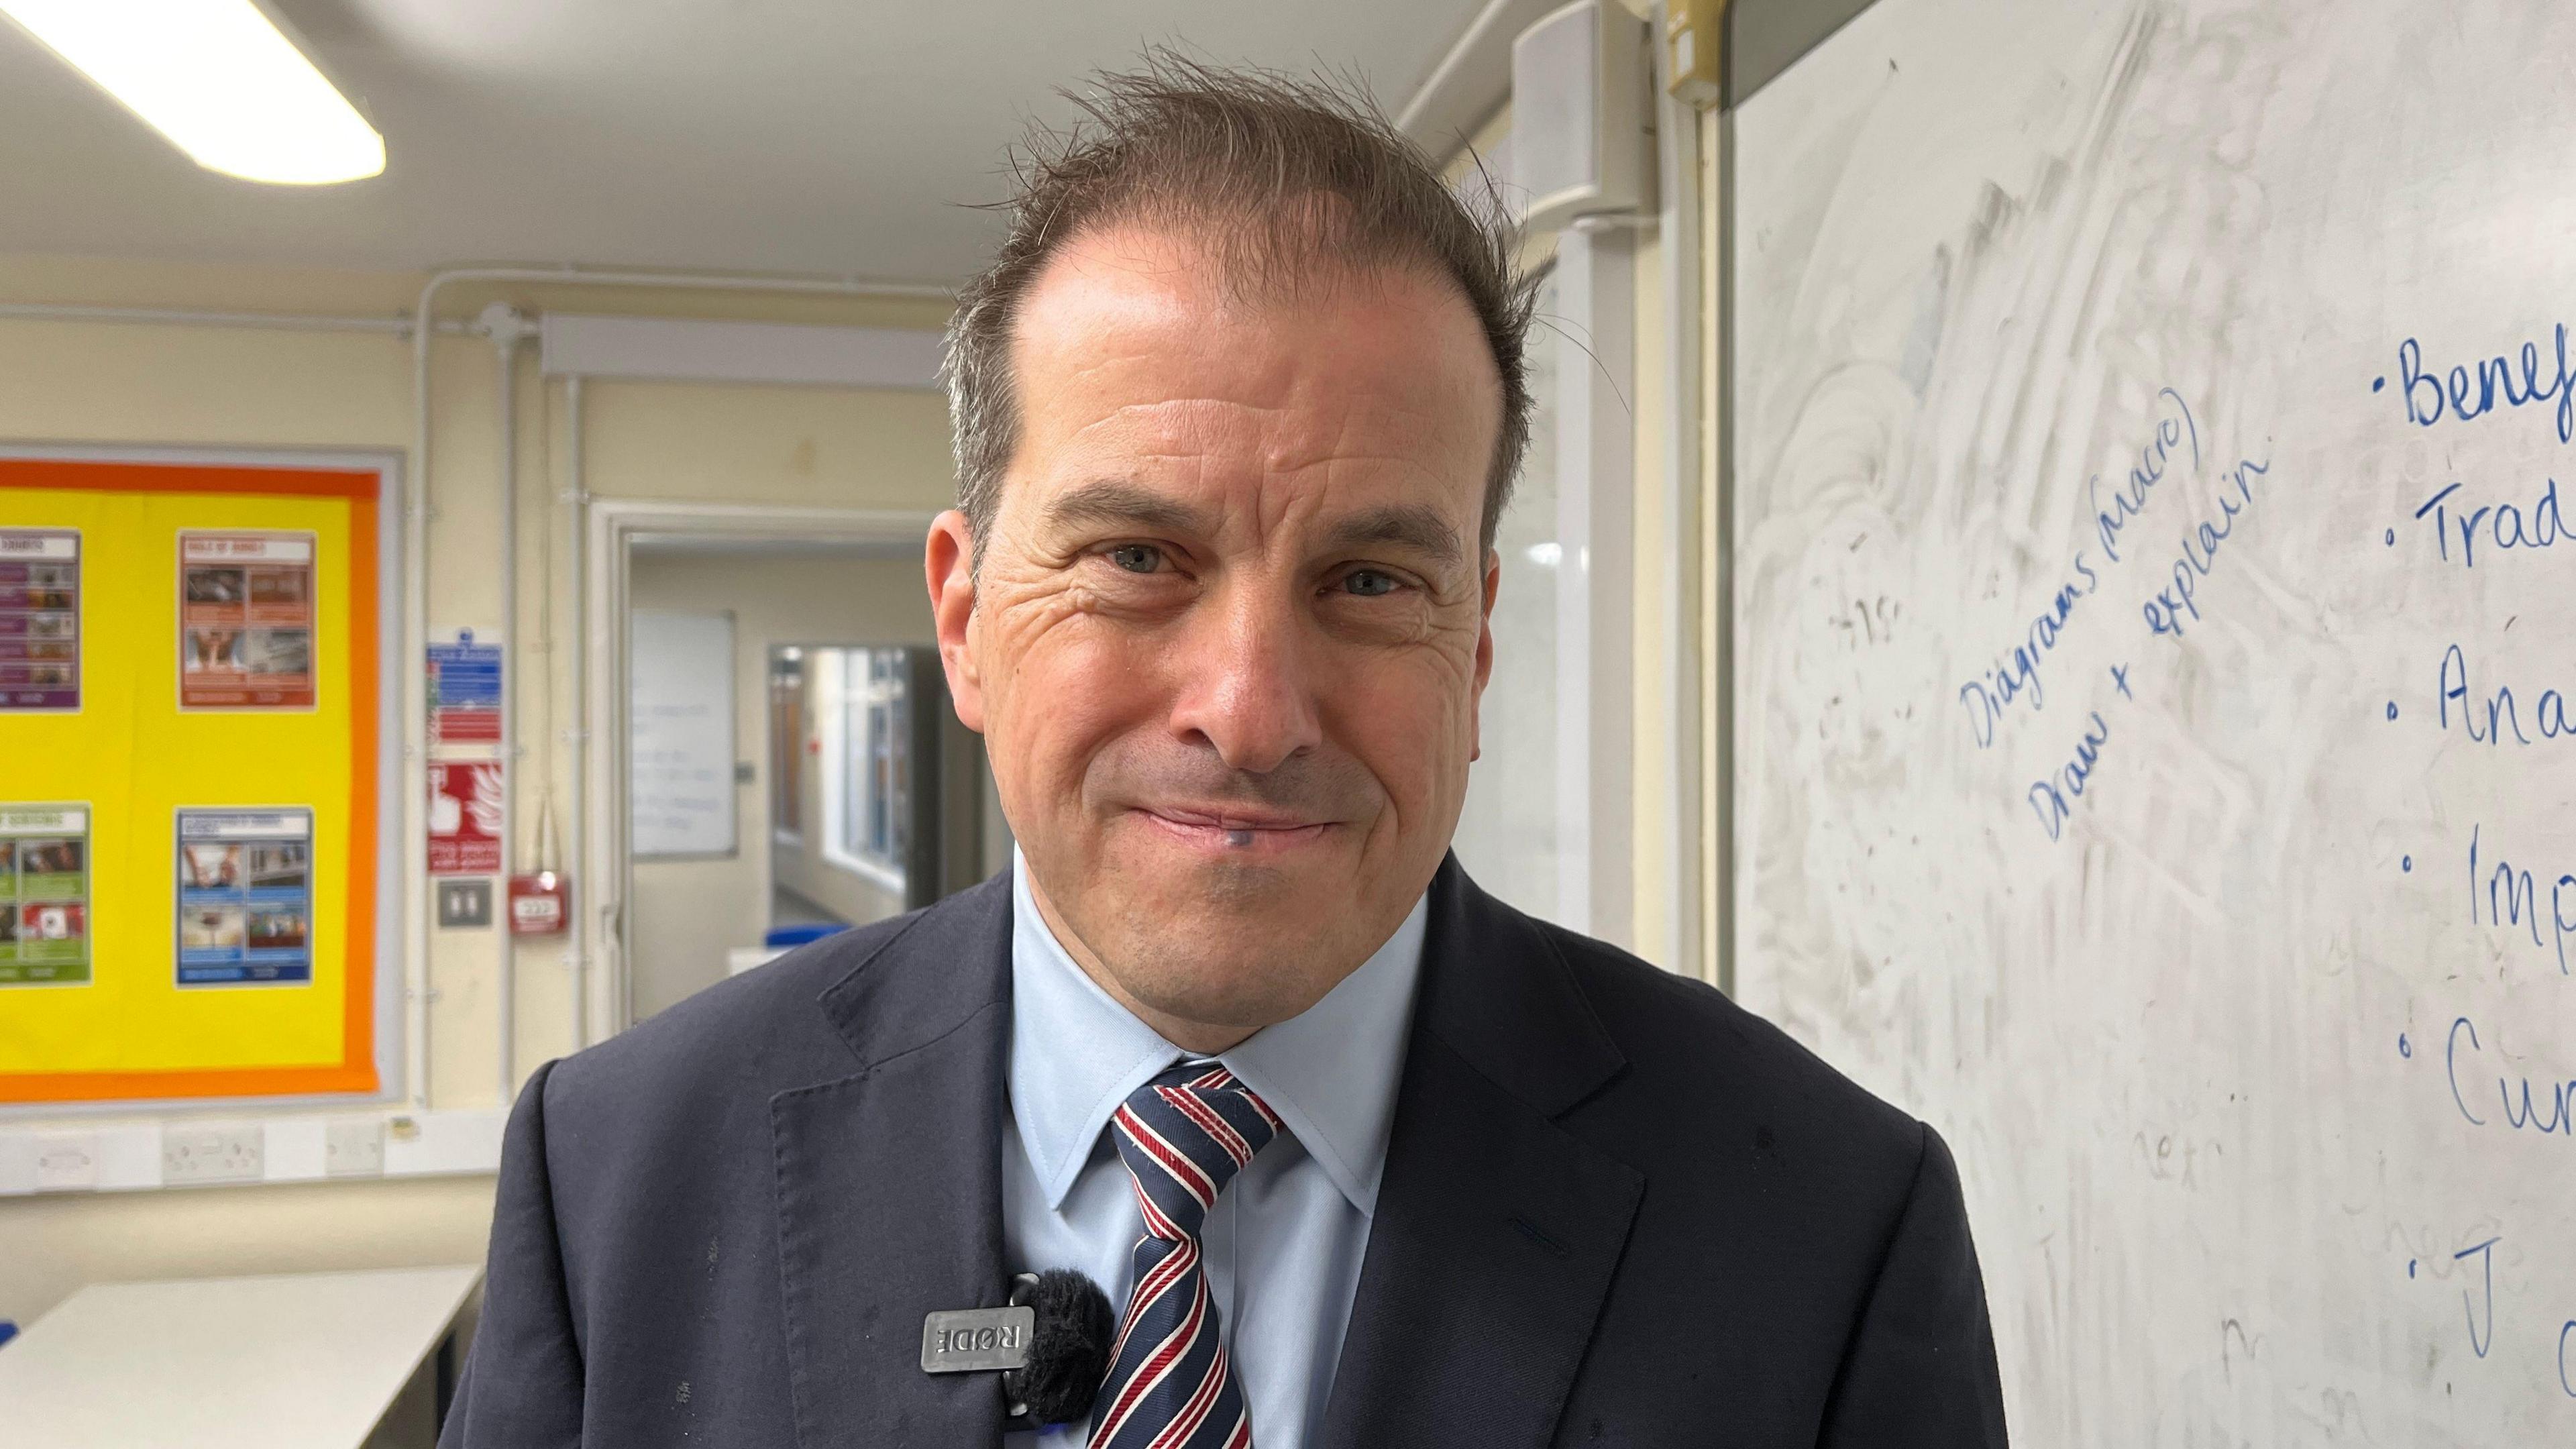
[
  {"left": 1957, "top": 577, "right": 2094, "bottom": 749},
  {"left": 2458, "top": 1236, "right": 2502, "bottom": 1358},
  {"left": 2025, "top": 711, "right": 2110, "bottom": 843},
  {"left": 2391, "top": 329, "right": 2576, "bottom": 444},
  {"left": 1955, "top": 392, "right": 2206, "bottom": 747},
  {"left": 2466, "top": 823, "right": 2576, "bottom": 973},
  {"left": 2411, "top": 478, "right": 2569, "bottom": 568},
  {"left": 2091, "top": 388, "right": 2201, "bottom": 563},
  {"left": 2446, "top": 1016, "right": 2576, "bottom": 1136},
  {"left": 2437, "top": 645, "right": 2575, "bottom": 745},
  {"left": 2141, "top": 458, "right": 2271, "bottom": 639}
]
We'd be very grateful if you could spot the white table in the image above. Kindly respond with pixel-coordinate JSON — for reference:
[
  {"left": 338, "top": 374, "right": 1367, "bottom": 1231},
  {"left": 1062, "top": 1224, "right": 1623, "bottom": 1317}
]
[{"left": 0, "top": 1265, "right": 482, "bottom": 1448}]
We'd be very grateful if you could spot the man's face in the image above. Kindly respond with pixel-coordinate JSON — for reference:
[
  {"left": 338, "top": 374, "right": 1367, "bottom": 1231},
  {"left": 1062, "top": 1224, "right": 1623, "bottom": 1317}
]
[{"left": 926, "top": 224, "right": 1501, "bottom": 1049}]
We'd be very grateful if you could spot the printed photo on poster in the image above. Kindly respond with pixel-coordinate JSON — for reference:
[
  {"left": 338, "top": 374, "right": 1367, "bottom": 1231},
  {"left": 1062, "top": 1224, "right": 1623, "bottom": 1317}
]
[
  {"left": 427, "top": 761, "right": 504, "bottom": 876},
  {"left": 0, "top": 804, "right": 91, "bottom": 985},
  {"left": 0, "top": 529, "right": 80, "bottom": 712},
  {"left": 176, "top": 808, "right": 313, "bottom": 985},
  {"left": 178, "top": 531, "right": 317, "bottom": 710}
]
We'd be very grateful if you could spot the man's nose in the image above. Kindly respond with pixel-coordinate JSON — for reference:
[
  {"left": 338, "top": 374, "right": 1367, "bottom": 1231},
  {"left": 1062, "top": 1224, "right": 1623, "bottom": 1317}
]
[{"left": 1165, "top": 582, "right": 1324, "bottom": 775}]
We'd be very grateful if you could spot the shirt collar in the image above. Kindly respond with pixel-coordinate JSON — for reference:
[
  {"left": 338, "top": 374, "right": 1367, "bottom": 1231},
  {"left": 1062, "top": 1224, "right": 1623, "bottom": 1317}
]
[{"left": 1007, "top": 849, "right": 1428, "bottom": 1218}]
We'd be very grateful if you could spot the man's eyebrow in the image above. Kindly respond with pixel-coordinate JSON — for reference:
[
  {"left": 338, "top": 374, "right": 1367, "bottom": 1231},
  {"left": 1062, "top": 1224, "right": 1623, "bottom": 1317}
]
[
  {"left": 1041, "top": 480, "right": 1210, "bottom": 535},
  {"left": 1325, "top": 504, "right": 1464, "bottom": 569}
]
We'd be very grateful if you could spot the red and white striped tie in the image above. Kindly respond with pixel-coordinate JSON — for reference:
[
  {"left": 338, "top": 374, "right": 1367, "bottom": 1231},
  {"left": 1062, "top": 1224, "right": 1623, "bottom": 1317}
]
[{"left": 1087, "top": 1060, "right": 1284, "bottom": 1449}]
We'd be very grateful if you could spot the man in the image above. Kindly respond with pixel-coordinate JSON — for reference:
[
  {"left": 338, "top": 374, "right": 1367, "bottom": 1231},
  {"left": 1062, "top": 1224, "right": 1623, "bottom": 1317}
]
[{"left": 443, "top": 60, "right": 2007, "bottom": 1448}]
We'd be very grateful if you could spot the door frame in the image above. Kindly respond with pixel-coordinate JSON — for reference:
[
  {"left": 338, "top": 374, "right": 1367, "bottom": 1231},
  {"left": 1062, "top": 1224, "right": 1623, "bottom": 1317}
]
[{"left": 582, "top": 498, "right": 938, "bottom": 1038}]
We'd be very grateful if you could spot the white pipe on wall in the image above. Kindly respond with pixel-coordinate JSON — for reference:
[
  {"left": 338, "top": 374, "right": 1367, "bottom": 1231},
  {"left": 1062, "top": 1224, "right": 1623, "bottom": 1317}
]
[
  {"left": 0, "top": 303, "right": 468, "bottom": 335},
  {"left": 482, "top": 305, "right": 533, "bottom": 1106},
  {"left": 563, "top": 374, "right": 587, "bottom": 1054}
]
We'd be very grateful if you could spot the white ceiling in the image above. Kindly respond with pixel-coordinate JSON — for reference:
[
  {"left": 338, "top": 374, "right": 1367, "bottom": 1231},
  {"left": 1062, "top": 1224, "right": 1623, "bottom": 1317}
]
[{"left": 0, "top": 0, "right": 1491, "bottom": 284}]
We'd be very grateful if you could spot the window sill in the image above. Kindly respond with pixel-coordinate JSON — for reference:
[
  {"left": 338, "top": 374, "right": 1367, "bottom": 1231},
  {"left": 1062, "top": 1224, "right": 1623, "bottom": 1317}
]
[{"left": 820, "top": 845, "right": 906, "bottom": 895}]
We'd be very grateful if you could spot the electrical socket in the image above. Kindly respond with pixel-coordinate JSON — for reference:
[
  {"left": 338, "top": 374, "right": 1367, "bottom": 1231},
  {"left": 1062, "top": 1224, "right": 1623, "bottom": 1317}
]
[
  {"left": 162, "top": 1124, "right": 264, "bottom": 1186},
  {"left": 34, "top": 1132, "right": 100, "bottom": 1191},
  {"left": 325, "top": 1118, "right": 386, "bottom": 1178}
]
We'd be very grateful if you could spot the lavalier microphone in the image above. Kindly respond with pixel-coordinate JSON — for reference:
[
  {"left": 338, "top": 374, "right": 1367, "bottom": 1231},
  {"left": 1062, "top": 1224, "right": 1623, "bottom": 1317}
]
[{"left": 920, "top": 1268, "right": 1117, "bottom": 1426}]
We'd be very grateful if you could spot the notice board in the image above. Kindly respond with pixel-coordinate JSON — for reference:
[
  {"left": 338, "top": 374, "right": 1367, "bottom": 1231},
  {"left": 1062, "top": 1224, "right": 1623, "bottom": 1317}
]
[{"left": 0, "top": 455, "right": 397, "bottom": 1106}]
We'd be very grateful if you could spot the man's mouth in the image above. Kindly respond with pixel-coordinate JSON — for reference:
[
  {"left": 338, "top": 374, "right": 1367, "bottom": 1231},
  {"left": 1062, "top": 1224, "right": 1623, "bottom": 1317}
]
[{"left": 1130, "top": 805, "right": 1334, "bottom": 853}]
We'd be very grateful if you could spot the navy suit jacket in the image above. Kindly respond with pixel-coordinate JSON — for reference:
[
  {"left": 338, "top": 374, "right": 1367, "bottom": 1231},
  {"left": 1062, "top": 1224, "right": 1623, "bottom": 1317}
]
[{"left": 441, "top": 858, "right": 2008, "bottom": 1446}]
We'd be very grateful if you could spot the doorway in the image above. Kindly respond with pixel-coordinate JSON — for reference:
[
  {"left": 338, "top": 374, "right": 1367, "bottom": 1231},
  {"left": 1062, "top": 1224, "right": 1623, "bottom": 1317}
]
[{"left": 586, "top": 502, "right": 1006, "bottom": 1029}]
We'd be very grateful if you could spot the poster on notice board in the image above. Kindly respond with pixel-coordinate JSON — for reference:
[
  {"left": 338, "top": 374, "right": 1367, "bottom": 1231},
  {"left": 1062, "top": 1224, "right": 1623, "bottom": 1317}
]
[
  {"left": 0, "top": 803, "right": 90, "bottom": 985},
  {"left": 0, "top": 529, "right": 80, "bottom": 712},
  {"left": 175, "top": 808, "right": 313, "bottom": 985},
  {"left": 178, "top": 531, "right": 316, "bottom": 710}
]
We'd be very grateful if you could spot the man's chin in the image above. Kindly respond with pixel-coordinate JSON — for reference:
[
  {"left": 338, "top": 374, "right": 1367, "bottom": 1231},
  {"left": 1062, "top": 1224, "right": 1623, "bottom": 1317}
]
[
  {"left": 1116, "top": 879, "right": 1321, "bottom": 942},
  {"left": 1113, "top": 950, "right": 1340, "bottom": 1040}
]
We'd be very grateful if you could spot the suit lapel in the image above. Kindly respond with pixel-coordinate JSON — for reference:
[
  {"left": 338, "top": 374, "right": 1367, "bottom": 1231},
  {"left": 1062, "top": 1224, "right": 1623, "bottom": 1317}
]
[
  {"left": 1318, "top": 859, "right": 1644, "bottom": 1449},
  {"left": 771, "top": 877, "right": 1015, "bottom": 1448}
]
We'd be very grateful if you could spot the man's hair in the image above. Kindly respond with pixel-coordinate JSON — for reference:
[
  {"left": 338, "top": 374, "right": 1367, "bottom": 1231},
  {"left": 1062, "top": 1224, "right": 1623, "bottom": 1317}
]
[{"left": 943, "top": 53, "right": 1536, "bottom": 563}]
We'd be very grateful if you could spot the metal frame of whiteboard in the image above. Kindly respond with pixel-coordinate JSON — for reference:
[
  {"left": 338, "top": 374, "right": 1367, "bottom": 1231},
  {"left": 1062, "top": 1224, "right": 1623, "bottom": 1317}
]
[
  {"left": 0, "top": 441, "right": 409, "bottom": 1119},
  {"left": 584, "top": 499, "right": 938, "bottom": 1038}
]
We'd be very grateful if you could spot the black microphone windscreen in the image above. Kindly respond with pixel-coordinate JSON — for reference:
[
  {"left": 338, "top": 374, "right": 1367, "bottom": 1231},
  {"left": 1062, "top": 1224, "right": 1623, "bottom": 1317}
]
[{"left": 1016, "top": 1267, "right": 1116, "bottom": 1426}]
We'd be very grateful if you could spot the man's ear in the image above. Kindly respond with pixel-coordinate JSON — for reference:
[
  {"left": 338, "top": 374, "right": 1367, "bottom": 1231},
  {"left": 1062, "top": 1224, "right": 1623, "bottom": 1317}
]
[
  {"left": 925, "top": 510, "right": 985, "bottom": 732},
  {"left": 1470, "top": 545, "right": 1500, "bottom": 762}
]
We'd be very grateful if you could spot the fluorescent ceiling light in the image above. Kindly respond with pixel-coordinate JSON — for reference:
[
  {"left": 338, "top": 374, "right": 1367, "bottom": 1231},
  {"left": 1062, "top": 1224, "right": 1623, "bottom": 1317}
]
[{"left": 1, "top": 0, "right": 384, "bottom": 185}]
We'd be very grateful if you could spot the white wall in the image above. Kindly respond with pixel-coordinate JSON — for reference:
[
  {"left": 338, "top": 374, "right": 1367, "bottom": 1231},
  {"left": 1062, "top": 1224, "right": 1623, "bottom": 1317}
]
[
  {"left": 0, "top": 253, "right": 957, "bottom": 1328},
  {"left": 625, "top": 551, "right": 933, "bottom": 1018}
]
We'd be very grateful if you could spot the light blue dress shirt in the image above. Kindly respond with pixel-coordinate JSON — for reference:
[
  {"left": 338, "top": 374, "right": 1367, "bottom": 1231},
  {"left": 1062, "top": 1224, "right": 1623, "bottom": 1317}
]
[{"left": 1000, "top": 851, "right": 1429, "bottom": 1448}]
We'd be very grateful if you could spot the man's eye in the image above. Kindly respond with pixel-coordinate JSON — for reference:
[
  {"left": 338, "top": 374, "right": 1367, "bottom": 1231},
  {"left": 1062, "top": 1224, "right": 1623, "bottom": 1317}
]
[
  {"left": 1107, "top": 543, "right": 1163, "bottom": 574},
  {"left": 1341, "top": 569, "right": 1400, "bottom": 598}
]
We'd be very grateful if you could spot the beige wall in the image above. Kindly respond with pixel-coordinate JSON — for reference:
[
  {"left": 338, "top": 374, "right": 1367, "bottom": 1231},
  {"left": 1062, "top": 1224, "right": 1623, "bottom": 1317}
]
[
  {"left": 625, "top": 551, "right": 932, "bottom": 1018},
  {"left": 0, "top": 254, "right": 957, "bottom": 1327}
]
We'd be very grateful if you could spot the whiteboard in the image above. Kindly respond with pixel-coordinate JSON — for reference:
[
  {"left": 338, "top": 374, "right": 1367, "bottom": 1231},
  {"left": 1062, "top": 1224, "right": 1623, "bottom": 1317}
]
[
  {"left": 1733, "top": 0, "right": 2576, "bottom": 1440},
  {"left": 629, "top": 608, "right": 735, "bottom": 857}
]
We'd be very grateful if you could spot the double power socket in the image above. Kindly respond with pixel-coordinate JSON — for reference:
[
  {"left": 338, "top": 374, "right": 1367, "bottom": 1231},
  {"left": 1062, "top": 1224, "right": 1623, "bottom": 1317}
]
[{"left": 157, "top": 1120, "right": 392, "bottom": 1184}]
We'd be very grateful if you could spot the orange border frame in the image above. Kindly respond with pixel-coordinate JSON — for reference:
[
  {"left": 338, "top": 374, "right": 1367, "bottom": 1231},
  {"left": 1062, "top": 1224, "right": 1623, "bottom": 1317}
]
[{"left": 0, "top": 458, "right": 383, "bottom": 1103}]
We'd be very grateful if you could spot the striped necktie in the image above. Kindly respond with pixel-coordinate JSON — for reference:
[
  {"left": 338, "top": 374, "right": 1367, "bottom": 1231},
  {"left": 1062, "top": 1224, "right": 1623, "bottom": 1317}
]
[{"left": 1088, "top": 1060, "right": 1284, "bottom": 1449}]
